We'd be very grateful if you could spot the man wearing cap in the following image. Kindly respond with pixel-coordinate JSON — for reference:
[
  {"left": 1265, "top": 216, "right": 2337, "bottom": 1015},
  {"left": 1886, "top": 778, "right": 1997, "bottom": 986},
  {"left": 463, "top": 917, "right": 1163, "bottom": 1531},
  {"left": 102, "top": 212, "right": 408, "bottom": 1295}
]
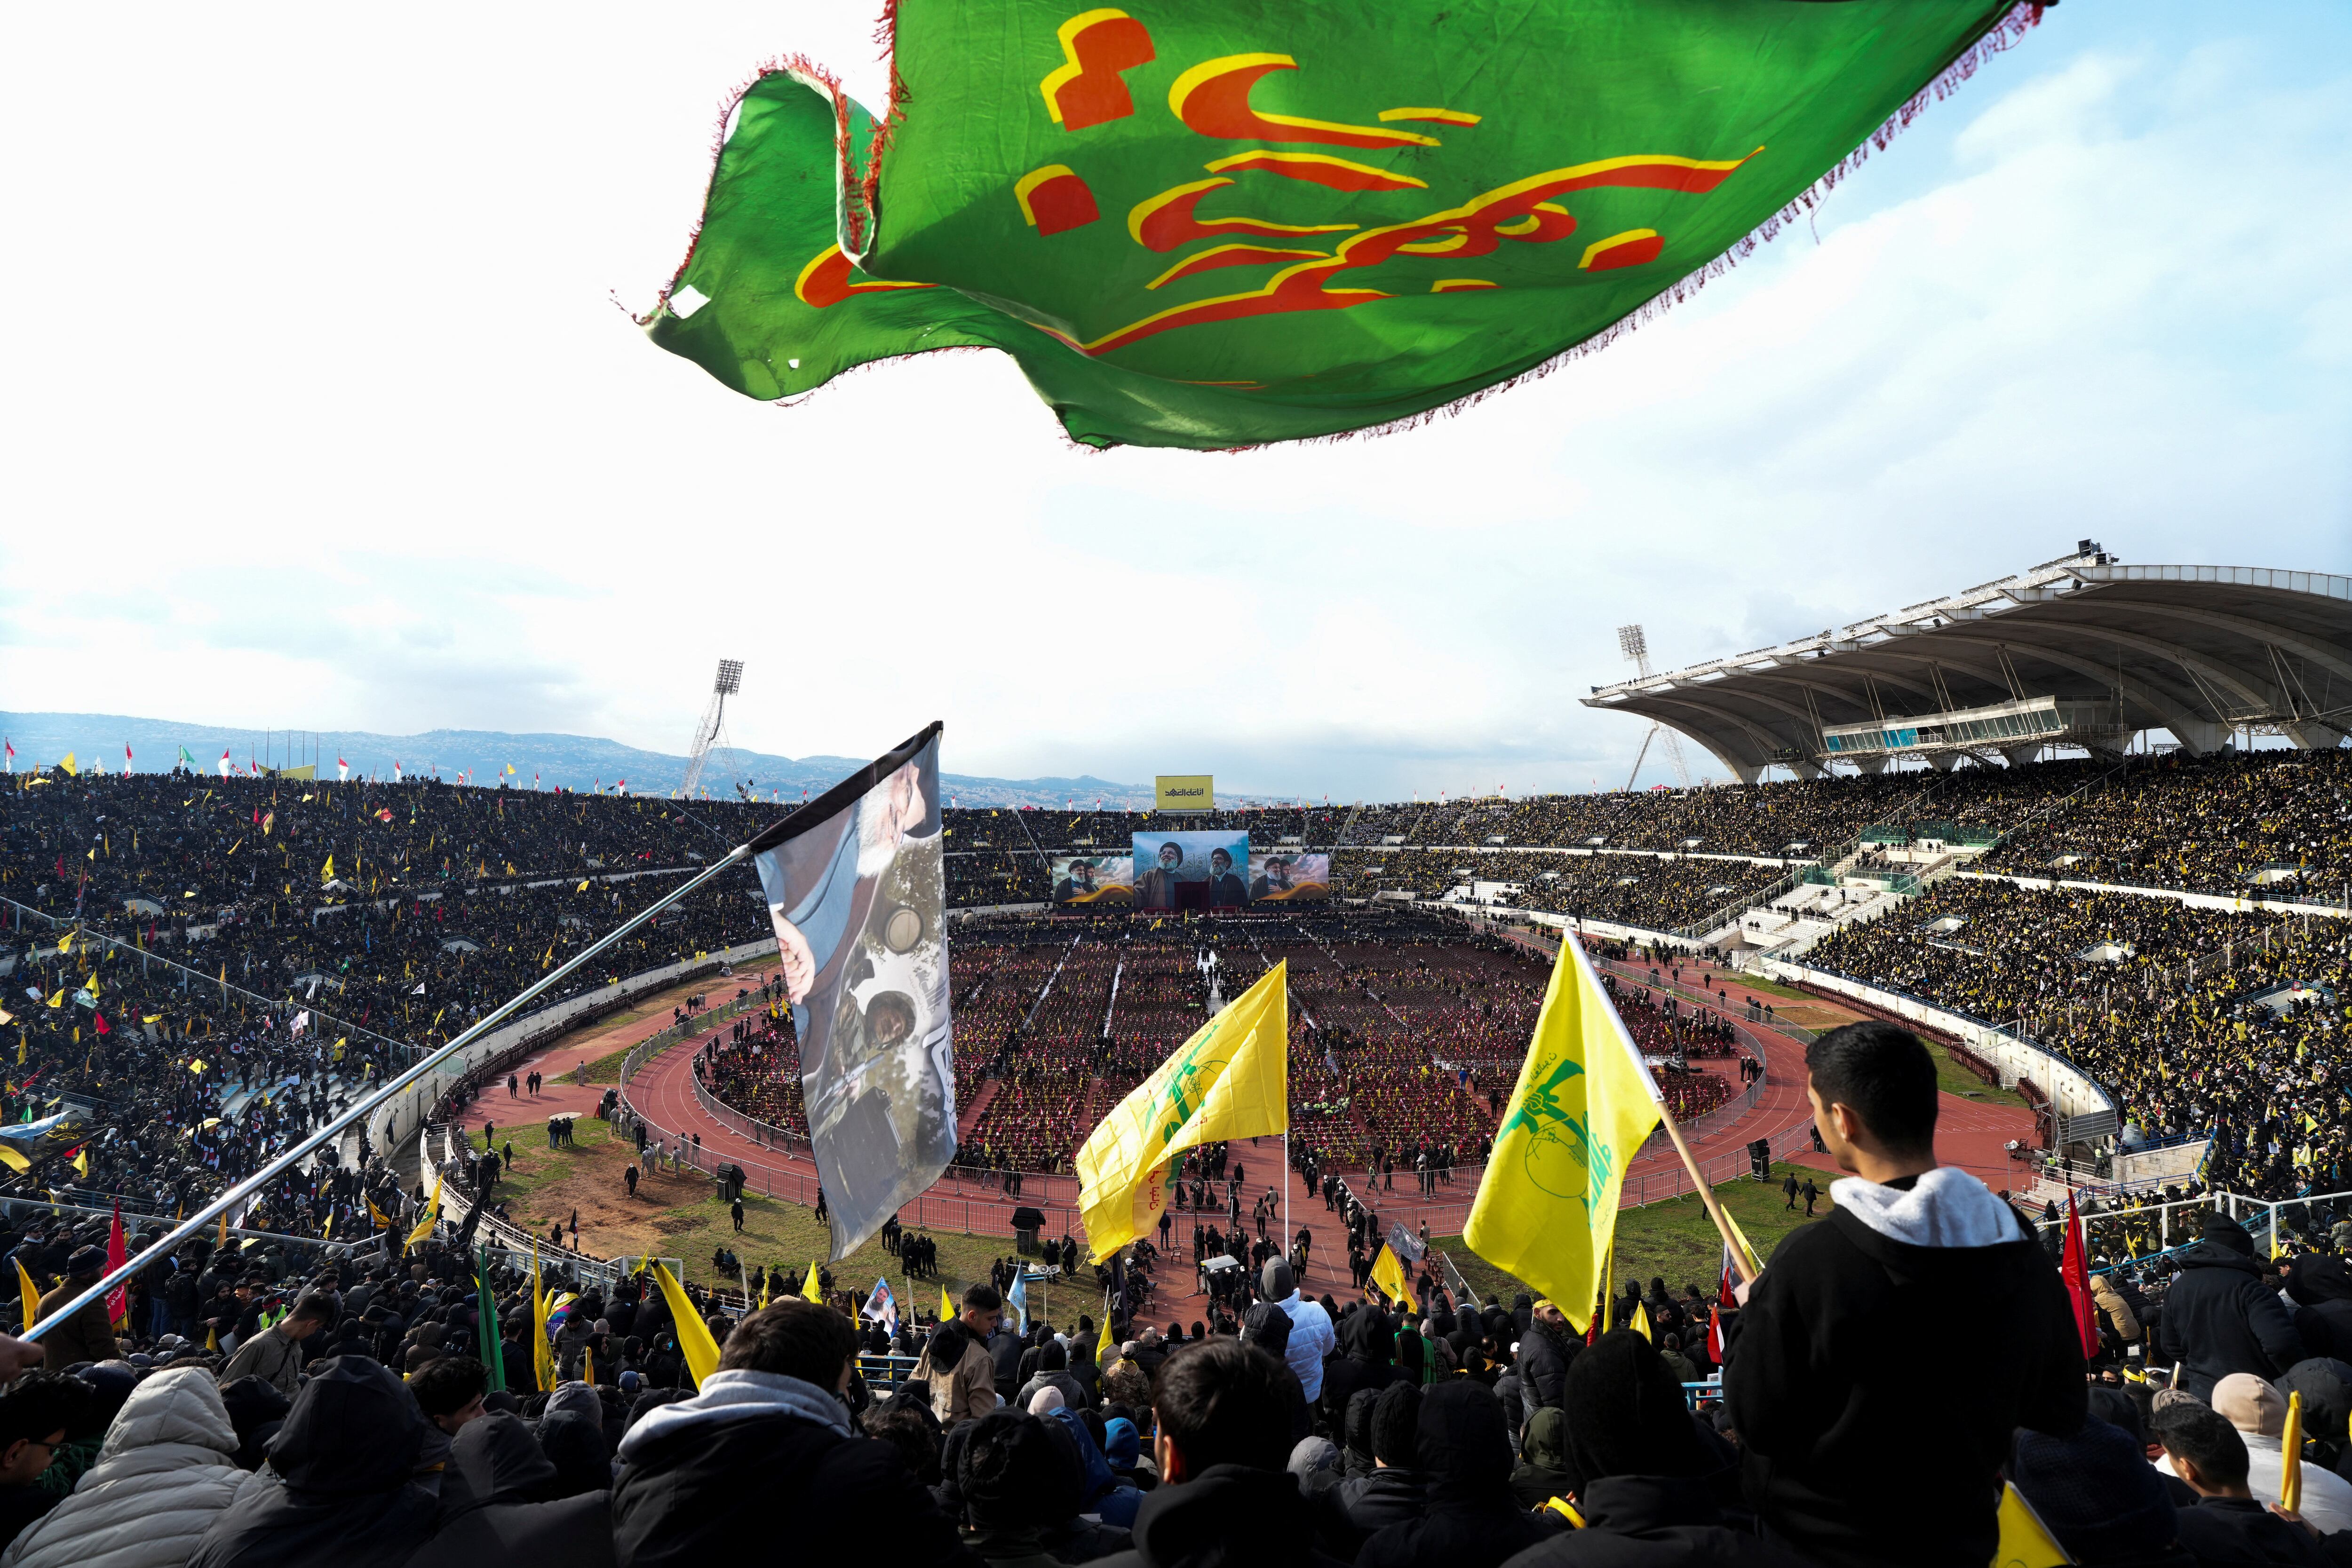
[
  {"left": 1260, "top": 1259, "right": 1334, "bottom": 1403},
  {"left": 31, "top": 1248, "right": 120, "bottom": 1368}
]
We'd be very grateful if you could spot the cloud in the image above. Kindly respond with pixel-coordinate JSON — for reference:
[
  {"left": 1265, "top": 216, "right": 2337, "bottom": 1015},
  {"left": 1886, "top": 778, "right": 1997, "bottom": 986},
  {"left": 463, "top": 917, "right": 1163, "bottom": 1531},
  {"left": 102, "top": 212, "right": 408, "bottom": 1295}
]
[{"left": 1, "top": 8, "right": 2345, "bottom": 801}]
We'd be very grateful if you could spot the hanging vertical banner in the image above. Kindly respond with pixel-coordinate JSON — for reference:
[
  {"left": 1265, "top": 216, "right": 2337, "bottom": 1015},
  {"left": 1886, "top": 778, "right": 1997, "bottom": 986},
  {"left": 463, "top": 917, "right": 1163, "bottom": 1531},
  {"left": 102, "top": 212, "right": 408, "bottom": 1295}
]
[{"left": 751, "top": 722, "right": 954, "bottom": 1260}]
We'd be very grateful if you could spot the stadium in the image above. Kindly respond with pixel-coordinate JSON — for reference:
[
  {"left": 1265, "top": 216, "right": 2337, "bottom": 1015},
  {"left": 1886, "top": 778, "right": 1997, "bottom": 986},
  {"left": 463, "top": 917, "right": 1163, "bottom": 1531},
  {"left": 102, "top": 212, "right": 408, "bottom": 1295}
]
[{"left": 5, "top": 4, "right": 2351, "bottom": 1563}]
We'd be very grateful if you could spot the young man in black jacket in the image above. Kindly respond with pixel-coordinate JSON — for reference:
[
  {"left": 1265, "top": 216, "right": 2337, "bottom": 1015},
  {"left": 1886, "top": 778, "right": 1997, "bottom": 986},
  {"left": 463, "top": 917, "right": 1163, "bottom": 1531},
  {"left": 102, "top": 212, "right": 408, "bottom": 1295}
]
[
  {"left": 1091, "top": 1338, "right": 1350, "bottom": 1568},
  {"left": 2152, "top": 1399, "right": 2331, "bottom": 1566},
  {"left": 1724, "top": 1021, "right": 2085, "bottom": 1568},
  {"left": 613, "top": 1299, "right": 978, "bottom": 1568}
]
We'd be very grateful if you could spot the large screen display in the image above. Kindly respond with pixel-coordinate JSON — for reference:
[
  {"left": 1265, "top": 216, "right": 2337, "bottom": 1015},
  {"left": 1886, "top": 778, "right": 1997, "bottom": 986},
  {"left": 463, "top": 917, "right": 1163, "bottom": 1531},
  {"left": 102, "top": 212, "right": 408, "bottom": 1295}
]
[
  {"left": 1248, "top": 851, "right": 1330, "bottom": 902},
  {"left": 1050, "top": 854, "right": 1134, "bottom": 904},
  {"left": 1132, "top": 831, "right": 1250, "bottom": 910}
]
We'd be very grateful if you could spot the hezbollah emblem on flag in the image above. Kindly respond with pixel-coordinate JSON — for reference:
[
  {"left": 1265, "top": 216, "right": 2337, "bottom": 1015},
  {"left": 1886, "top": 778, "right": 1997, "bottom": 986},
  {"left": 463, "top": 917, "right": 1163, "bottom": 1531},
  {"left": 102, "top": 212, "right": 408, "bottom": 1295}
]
[
  {"left": 646, "top": 0, "right": 2035, "bottom": 449},
  {"left": 1497, "top": 1051, "right": 1617, "bottom": 1213}
]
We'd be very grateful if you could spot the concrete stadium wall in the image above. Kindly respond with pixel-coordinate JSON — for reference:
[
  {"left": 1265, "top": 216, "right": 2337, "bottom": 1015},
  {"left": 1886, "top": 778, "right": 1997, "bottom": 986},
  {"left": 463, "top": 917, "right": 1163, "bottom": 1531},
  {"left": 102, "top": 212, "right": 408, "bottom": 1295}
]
[
  {"left": 1762, "top": 958, "right": 2115, "bottom": 1125},
  {"left": 1951, "top": 870, "right": 2351, "bottom": 920}
]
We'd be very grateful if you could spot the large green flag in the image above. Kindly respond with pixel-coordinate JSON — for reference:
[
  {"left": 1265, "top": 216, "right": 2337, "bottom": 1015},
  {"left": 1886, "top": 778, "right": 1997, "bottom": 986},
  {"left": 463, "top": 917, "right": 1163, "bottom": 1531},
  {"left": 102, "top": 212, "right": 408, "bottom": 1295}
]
[{"left": 648, "top": 2, "right": 2037, "bottom": 450}]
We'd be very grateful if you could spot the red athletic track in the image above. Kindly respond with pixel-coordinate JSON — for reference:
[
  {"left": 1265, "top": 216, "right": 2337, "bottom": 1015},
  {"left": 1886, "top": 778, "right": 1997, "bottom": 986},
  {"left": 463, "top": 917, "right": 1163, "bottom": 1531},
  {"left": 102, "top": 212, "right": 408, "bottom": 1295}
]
[{"left": 463, "top": 957, "right": 2034, "bottom": 1318}]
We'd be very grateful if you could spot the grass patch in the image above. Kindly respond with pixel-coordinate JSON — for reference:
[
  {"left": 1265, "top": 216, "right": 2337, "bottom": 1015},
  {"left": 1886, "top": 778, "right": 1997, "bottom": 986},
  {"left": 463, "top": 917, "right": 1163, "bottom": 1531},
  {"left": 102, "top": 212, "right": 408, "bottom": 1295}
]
[
  {"left": 462, "top": 1119, "right": 1097, "bottom": 1330},
  {"left": 1437, "top": 1161, "right": 1838, "bottom": 1310}
]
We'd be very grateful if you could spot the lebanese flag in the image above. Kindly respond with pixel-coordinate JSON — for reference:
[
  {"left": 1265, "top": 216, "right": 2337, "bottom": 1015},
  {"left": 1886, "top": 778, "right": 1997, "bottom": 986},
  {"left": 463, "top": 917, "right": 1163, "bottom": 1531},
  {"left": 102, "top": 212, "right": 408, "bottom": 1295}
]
[
  {"left": 337, "top": 756, "right": 350, "bottom": 782},
  {"left": 105, "top": 1204, "right": 129, "bottom": 1329},
  {"left": 2059, "top": 1192, "right": 2100, "bottom": 1359},
  {"left": 1706, "top": 1240, "right": 1739, "bottom": 1363},
  {"left": 218, "top": 747, "right": 231, "bottom": 778},
  {"left": 123, "top": 743, "right": 133, "bottom": 776},
  {"left": 3, "top": 737, "right": 13, "bottom": 772}
]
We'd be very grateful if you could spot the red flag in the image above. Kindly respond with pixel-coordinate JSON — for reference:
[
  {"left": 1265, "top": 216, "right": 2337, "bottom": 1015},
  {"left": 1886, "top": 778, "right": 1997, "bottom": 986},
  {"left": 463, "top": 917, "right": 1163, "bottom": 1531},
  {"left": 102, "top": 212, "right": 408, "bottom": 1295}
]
[
  {"left": 106, "top": 1203, "right": 129, "bottom": 1329},
  {"left": 2059, "top": 1192, "right": 2099, "bottom": 1360},
  {"left": 93, "top": 1011, "right": 110, "bottom": 1037}
]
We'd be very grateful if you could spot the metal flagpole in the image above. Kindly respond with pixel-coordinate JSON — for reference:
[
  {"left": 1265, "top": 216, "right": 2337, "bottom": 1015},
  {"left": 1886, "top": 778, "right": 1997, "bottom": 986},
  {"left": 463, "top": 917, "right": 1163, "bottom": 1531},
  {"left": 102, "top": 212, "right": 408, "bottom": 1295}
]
[{"left": 21, "top": 843, "right": 755, "bottom": 1342}]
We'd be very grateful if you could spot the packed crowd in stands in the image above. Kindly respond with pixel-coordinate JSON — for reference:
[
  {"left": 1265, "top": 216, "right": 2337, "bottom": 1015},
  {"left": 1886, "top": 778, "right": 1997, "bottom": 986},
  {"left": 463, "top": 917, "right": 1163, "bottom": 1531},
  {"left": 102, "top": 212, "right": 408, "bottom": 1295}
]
[
  {"left": 1982, "top": 748, "right": 2352, "bottom": 900},
  {"left": 1, "top": 1018, "right": 2348, "bottom": 1566},
  {"left": 2, "top": 771, "right": 774, "bottom": 1233},
  {"left": 1806, "top": 879, "right": 2350, "bottom": 1200}
]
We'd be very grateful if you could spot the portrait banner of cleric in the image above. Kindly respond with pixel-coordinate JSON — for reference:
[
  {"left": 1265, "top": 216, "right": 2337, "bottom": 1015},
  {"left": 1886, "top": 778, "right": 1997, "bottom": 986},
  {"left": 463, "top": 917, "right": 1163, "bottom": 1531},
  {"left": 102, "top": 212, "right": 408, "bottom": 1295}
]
[{"left": 749, "top": 721, "right": 955, "bottom": 1260}]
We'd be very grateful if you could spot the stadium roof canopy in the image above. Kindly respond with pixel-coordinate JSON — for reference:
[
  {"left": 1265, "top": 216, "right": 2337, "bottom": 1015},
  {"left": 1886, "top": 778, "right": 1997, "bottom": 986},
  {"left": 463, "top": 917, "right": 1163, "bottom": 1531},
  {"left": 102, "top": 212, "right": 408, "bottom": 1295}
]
[{"left": 1582, "top": 545, "right": 2352, "bottom": 782}]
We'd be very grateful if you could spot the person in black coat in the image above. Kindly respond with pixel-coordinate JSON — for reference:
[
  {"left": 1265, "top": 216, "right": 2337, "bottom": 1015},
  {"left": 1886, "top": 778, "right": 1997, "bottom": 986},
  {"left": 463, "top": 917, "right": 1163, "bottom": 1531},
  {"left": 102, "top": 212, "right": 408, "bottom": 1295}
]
[
  {"left": 611, "top": 1300, "right": 977, "bottom": 1568},
  {"left": 2285, "top": 1255, "right": 2352, "bottom": 1363},
  {"left": 2151, "top": 1398, "right": 2331, "bottom": 1567},
  {"left": 1503, "top": 1333, "right": 1813, "bottom": 1568},
  {"left": 1358, "top": 1382, "right": 1555, "bottom": 1568},
  {"left": 1515, "top": 1304, "right": 1576, "bottom": 1417},
  {"left": 1320, "top": 1308, "right": 1407, "bottom": 1431},
  {"left": 1724, "top": 1022, "right": 2085, "bottom": 1568},
  {"left": 1336, "top": 1384, "right": 1424, "bottom": 1540},
  {"left": 2154, "top": 1214, "right": 2304, "bottom": 1399},
  {"left": 1087, "top": 1339, "right": 1348, "bottom": 1568},
  {"left": 185, "top": 1357, "right": 442, "bottom": 1568},
  {"left": 407, "top": 1410, "right": 616, "bottom": 1568}
]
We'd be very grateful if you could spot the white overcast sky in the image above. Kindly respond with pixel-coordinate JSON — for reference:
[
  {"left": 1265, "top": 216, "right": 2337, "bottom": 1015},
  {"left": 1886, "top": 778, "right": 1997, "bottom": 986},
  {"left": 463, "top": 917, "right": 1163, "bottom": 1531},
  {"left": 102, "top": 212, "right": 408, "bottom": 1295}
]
[{"left": 2, "top": 3, "right": 2346, "bottom": 800}]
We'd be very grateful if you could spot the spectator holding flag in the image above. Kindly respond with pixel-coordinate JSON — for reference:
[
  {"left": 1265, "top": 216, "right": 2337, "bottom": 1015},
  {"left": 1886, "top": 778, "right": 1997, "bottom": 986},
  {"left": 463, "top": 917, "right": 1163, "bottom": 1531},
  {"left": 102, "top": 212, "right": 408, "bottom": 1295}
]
[{"left": 1724, "top": 1021, "right": 2084, "bottom": 1568}]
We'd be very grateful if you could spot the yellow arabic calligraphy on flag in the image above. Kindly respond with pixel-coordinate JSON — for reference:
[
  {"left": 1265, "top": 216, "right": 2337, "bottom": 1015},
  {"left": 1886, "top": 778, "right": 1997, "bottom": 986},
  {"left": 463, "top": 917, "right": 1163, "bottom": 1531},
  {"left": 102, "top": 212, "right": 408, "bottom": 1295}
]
[{"left": 1075, "top": 961, "right": 1287, "bottom": 1261}]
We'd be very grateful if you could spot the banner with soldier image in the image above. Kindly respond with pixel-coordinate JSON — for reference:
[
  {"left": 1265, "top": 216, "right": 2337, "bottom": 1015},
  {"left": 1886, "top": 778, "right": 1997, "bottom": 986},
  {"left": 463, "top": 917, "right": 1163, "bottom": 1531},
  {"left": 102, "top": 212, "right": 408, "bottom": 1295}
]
[{"left": 751, "top": 723, "right": 954, "bottom": 1260}]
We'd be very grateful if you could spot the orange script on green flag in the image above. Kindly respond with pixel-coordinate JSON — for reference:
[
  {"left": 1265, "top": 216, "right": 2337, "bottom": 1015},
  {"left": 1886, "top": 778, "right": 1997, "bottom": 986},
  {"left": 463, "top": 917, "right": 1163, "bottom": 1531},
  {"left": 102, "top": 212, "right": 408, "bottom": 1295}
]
[{"left": 645, "top": 1, "right": 2038, "bottom": 448}]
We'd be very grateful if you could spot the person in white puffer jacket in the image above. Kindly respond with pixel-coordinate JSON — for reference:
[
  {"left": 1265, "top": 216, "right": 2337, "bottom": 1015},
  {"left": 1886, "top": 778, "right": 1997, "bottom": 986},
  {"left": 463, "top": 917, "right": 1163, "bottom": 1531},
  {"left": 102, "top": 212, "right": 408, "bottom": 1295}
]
[{"left": 0, "top": 1367, "right": 248, "bottom": 1568}]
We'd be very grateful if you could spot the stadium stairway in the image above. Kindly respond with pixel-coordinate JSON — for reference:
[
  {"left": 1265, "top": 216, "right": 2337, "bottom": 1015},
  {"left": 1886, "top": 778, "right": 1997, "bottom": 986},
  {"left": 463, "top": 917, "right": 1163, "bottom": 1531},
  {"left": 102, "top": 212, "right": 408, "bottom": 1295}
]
[{"left": 955, "top": 1080, "right": 1001, "bottom": 1143}]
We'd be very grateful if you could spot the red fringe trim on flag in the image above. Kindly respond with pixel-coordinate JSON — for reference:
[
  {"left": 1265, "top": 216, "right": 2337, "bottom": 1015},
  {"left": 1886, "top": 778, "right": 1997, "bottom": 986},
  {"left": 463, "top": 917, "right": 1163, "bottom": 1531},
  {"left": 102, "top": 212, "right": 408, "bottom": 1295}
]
[{"left": 1252, "top": 0, "right": 2051, "bottom": 452}]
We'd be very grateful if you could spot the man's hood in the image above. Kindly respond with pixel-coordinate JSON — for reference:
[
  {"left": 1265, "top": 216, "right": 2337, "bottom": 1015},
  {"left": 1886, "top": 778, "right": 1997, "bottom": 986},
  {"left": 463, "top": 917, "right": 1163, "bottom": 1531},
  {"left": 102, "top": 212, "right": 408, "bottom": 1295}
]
[
  {"left": 925, "top": 1317, "right": 975, "bottom": 1370},
  {"left": 450, "top": 1410, "right": 557, "bottom": 1505},
  {"left": 1415, "top": 1380, "right": 1512, "bottom": 1502},
  {"left": 2172, "top": 1237, "right": 2265, "bottom": 1277},
  {"left": 615, "top": 1369, "right": 847, "bottom": 1462},
  {"left": 1337, "top": 1308, "right": 1392, "bottom": 1364},
  {"left": 1829, "top": 1167, "right": 2022, "bottom": 1250},
  {"left": 2288, "top": 1256, "right": 2352, "bottom": 1307},
  {"left": 101, "top": 1364, "right": 238, "bottom": 1460},
  {"left": 1133, "top": 1465, "right": 1321, "bottom": 1568},
  {"left": 265, "top": 1355, "right": 426, "bottom": 1495}
]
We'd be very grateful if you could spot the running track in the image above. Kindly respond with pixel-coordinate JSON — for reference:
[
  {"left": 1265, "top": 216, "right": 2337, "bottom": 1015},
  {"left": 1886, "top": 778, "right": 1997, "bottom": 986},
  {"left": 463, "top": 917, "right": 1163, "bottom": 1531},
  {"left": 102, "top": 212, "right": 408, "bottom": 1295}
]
[{"left": 472, "top": 967, "right": 2032, "bottom": 1318}]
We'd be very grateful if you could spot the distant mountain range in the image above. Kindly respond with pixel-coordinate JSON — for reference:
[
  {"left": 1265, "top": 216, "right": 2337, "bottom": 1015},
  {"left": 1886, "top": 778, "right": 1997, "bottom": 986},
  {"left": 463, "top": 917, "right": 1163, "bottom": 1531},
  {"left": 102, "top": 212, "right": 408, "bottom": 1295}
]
[{"left": 0, "top": 712, "right": 1155, "bottom": 809}]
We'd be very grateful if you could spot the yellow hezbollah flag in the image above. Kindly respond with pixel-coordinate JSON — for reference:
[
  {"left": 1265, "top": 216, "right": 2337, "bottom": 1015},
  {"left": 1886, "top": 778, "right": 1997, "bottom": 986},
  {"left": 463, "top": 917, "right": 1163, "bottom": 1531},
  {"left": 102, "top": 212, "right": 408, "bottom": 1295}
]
[
  {"left": 1994, "top": 1480, "right": 2070, "bottom": 1568},
  {"left": 14, "top": 1259, "right": 38, "bottom": 1333},
  {"left": 1076, "top": 961, "right": 1288, "bottom": 1261},
  {"left": 2281, "top": 1390, "right": 2303, "bottom": 1515},
  {"left": 649, "top": 1259, "right": 722, "bottom": 1389},
  {"left": 803, "top": 1260, "right": 821, "bottom": 1302},
  {"left": 321, "top": 855, "right": 334, "bottom": 882},
  {"left": 58, "top": 753, "right": 76, "bottom": 777},
  {"left": 404, "top": 1176, "right": 442, "bottom": 1253},
  {"left": 1097, "top": 1297, "right": 1116, "bottom": 1362},
  {"left": 531, "top": 1244, "right": 556, "bottom": 1392},
  {"left": 941, "top": 1283, "right": 956, "bottom": 1322},
  {"left": 1463, "top": 934, "right": 1662, "bottom": 1333},
  {"left": 1369, "top": 1244, "right": 1417, "bottom": 1313}
]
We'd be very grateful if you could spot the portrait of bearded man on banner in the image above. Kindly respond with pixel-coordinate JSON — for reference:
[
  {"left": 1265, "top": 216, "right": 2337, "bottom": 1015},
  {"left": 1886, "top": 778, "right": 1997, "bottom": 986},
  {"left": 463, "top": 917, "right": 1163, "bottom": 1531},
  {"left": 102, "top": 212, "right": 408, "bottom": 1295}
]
[{"left": 754, "top": 728, "right": 954, "bottom": 1257}]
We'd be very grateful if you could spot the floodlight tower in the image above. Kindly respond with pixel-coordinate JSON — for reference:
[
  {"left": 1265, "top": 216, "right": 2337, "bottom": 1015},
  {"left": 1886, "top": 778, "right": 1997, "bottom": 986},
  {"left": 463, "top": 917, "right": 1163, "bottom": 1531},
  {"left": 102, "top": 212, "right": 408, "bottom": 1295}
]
[
  {"left": 681, "top": 658, "right": 744, "bottom": 799},
  {"left": 1616, "top": 624, "right": 1693, "bottom": 791}
]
